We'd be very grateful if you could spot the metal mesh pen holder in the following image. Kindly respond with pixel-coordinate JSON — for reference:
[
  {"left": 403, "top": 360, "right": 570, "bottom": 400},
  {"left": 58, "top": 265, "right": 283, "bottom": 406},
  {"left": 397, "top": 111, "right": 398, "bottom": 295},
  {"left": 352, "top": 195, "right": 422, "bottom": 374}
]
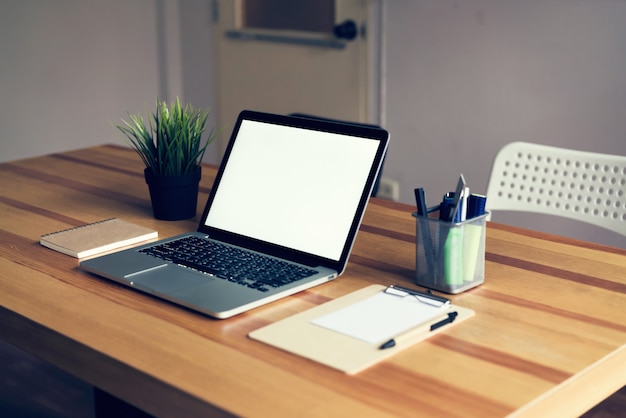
[{"left": 413, "top": 212, "right": 489, "bottom": 294}]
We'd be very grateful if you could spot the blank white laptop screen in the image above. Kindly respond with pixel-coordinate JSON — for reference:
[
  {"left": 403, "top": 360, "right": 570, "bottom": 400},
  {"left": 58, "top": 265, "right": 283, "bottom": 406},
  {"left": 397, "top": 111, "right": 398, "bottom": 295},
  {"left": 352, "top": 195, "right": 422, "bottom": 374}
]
[{"left": 204, "top": 119, "right": 380, "bottom": 261}]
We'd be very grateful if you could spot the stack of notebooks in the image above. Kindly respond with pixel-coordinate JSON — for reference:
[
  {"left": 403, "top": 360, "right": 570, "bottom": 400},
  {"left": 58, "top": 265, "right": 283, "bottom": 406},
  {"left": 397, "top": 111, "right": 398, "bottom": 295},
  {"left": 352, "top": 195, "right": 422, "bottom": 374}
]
[{"left": 40, "top": 218, "right": 158, "bottom": 259}]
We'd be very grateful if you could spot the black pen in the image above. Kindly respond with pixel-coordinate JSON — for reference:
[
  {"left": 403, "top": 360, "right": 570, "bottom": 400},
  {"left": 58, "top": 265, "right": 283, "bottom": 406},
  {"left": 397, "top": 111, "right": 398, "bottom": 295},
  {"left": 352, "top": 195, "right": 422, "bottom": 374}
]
[
  {"left": 430, "top": 311, "right": 458, "bottom": 331},
  {"left": 379, "top": 311, "right": 458, "bottom": 350},
  {"left": 413, "top": 188, "right": 435, "bottom": 278},
  {"left": 414, "top": 187, "right": 427, "bottom": 217}
]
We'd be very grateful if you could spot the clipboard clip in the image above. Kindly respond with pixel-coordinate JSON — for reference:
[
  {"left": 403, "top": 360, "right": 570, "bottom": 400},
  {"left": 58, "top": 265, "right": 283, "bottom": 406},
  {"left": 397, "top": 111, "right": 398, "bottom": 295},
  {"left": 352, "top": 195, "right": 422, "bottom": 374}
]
[{"left": 385, "top": 285, "right": 450, "bottom": 308}]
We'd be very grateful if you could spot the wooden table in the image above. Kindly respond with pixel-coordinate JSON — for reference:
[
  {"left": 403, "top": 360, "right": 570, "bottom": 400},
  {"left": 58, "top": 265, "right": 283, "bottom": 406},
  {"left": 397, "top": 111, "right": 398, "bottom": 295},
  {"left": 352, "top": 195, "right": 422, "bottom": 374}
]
[{"left": 1, "top": 145, "right": 625, "bottom": 418}]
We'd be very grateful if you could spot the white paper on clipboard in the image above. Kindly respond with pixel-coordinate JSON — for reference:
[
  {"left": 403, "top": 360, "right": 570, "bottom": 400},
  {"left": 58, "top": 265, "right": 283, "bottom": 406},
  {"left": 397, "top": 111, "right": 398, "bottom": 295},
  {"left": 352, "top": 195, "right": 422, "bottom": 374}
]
[{"left": 310, "top": 291, "right": 448, "bottom": 344}]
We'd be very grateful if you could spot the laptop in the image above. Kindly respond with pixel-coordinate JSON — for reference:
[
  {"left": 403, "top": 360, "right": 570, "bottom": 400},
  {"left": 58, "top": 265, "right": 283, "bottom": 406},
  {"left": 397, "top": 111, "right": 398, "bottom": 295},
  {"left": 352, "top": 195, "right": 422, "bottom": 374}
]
[{"left": 80, "top": 110, "right": 389, "bottom": 318}]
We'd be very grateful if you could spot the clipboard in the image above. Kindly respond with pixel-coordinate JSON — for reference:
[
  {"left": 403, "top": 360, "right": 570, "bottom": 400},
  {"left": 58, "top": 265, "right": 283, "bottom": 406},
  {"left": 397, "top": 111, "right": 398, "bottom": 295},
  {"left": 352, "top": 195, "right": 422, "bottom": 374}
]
[{"left": 249, "top": 285, "right": 474, "bottom": 374}]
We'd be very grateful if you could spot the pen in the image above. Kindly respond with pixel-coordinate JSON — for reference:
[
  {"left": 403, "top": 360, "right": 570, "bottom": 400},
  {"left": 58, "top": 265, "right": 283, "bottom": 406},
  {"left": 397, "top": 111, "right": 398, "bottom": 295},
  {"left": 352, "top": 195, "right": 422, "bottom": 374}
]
[
  {"left": 439, "top": 196, "right": 454, "bottom": 221},
  {"left": 414, "top": 188, "right": 428, "bottom": 217},
  {"left": 414, "top": 188, "right": 435, "bottom": 276},
  {"left": 430, "top": 311, "right": 458, "bottom": 331},
  {"left": 379, "top": 311, "right": 458, "bottom": 349}
]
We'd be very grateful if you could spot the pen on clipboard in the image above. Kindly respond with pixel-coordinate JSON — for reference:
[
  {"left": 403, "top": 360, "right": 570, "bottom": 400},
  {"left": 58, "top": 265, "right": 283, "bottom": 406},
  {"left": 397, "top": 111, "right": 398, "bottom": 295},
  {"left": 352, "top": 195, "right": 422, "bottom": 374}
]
[{"left": 379, "top": 311, "right": 458, "bottom": 349}]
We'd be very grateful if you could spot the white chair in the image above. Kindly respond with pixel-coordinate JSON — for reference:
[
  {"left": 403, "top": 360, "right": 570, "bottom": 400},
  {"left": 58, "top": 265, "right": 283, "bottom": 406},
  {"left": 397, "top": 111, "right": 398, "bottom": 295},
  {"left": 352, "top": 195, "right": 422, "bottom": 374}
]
[{"left": 485, "top": 142, "right": 626, "bottom": 238}]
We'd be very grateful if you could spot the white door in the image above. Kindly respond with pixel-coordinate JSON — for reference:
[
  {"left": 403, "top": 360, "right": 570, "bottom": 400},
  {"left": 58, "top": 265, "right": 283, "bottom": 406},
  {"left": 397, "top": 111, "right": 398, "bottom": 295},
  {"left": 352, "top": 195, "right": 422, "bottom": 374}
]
[{"left": 212, "top": 0, "right": 378, "bottom": 155}]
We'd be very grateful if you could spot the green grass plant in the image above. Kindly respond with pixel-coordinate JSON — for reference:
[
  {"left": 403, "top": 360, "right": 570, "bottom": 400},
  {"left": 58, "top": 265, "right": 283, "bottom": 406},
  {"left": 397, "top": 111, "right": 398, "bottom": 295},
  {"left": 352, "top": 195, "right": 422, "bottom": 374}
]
[{"left": 117, "top": 98, "right": 215, "bottom": 176}]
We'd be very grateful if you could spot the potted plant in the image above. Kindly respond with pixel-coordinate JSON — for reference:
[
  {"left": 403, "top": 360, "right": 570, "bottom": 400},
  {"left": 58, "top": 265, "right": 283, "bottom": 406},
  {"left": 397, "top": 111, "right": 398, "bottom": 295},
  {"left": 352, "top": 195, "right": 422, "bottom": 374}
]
[{"left": 117, "top": 98, "right": 216, "bottom": 220}]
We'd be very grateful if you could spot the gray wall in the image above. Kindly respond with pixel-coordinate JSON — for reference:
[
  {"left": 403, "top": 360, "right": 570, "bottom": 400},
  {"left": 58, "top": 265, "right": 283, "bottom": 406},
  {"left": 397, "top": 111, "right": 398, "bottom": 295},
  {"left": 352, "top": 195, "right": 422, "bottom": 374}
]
[
  {"left": 383, "top": 0, "right": 626, "bottom": 247},
  {"left": 0, "top": 0, "right": 220, "bottom": 165},
  {"left": 1, "top": 0, "right": 624, "bottom": 247},
  {"left": 1, "top": 0, "right": 160, "bottom": 162}
]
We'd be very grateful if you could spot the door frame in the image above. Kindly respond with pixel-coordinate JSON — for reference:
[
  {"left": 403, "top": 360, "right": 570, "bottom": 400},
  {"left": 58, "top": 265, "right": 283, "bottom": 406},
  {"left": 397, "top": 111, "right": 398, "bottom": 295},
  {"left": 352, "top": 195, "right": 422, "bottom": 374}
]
[{"left": 210, "top": 0, "right": 385, "bottom": 156}]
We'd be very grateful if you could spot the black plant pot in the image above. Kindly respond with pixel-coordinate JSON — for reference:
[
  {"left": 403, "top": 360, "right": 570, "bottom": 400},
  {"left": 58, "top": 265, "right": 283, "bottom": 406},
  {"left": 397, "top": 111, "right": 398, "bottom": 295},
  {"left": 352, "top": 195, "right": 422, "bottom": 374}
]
[{"left": 144, "top": 168, "right": 201, "bottom": 221}]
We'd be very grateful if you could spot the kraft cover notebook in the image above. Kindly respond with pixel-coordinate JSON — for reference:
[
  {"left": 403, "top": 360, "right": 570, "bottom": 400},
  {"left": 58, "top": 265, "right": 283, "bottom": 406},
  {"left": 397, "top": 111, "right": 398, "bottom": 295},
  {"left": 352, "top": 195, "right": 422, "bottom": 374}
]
[
  {"left": 40, "top": 218, "right": 158, "bottom": 258},
  {"left": 249, "top": 284, "right": 474, "bottom": 374}
]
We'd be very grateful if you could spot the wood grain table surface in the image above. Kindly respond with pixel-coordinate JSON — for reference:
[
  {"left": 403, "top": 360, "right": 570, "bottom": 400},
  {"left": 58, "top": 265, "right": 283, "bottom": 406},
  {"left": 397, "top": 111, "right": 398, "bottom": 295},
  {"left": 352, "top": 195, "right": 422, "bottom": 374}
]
[{"left": 1, "top": 145, "right": 625, "bottom": 417}]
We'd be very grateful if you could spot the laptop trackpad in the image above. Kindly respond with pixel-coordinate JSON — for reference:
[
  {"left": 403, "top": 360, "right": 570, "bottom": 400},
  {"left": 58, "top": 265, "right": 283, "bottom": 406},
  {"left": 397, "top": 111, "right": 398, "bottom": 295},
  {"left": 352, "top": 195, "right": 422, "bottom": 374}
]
[{"left": 130, "top": 265, "right": 212, "bottom": 293}]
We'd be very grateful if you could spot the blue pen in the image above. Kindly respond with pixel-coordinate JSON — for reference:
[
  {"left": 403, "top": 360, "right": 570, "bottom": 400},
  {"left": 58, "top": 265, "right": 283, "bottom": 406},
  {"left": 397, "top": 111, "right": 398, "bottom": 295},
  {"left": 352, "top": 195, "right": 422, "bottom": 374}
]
[{"left": 439, "top": 196, "right": 454, "bottom": 221}]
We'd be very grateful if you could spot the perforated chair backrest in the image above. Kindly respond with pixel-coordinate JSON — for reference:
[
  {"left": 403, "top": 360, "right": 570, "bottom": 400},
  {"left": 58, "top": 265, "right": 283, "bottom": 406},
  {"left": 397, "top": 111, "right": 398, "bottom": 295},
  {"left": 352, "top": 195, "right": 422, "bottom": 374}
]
[{"left": 485, "top": 142, "right": 626, "bottom": 237}]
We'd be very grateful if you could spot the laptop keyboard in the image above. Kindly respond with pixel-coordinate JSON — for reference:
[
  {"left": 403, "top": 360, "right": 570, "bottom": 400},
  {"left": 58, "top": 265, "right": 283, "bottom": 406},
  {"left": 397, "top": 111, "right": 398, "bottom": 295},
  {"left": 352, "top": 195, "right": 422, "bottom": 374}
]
[{"left": 139, "top": 236, "right": 319, "bottom": 292}]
